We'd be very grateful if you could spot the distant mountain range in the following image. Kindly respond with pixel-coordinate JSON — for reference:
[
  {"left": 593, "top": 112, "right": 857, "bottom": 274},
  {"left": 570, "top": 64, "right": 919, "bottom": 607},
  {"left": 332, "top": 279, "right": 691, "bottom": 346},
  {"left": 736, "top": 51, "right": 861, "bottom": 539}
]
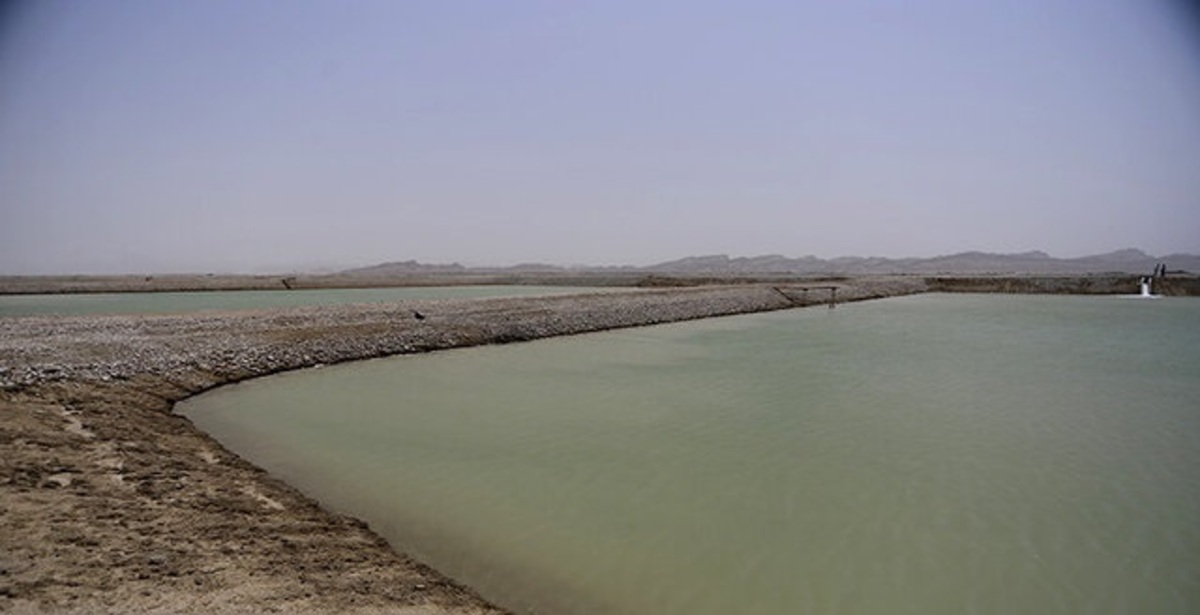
[{"left": 342, "top": 249, "right": 1199, "bottom": 277}]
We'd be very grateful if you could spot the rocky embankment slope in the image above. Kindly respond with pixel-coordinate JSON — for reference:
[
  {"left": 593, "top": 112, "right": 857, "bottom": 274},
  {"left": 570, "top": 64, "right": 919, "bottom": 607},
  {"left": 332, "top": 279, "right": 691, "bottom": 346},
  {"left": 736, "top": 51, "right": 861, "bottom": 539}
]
[
  {"left": 0, "top": 280, "right": 924, "bottom": 614},
  {"left": 926, "top": 274, "right": 1200, "bottom": 295}
]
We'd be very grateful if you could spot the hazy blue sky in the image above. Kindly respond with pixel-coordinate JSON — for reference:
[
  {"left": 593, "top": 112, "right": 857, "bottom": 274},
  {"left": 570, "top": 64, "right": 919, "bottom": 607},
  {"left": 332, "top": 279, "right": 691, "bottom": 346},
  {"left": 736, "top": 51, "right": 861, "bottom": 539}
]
[{"left": 2, "top": 0, "right": 1198, "bottom": 274}]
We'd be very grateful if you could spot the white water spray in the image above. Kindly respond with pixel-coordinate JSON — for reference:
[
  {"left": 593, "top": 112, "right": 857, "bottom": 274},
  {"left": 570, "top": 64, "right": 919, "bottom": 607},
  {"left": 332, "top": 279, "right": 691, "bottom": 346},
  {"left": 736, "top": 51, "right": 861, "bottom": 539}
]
[{"left": 1136, "top": 277, "right": 1161, "bottom": 299}]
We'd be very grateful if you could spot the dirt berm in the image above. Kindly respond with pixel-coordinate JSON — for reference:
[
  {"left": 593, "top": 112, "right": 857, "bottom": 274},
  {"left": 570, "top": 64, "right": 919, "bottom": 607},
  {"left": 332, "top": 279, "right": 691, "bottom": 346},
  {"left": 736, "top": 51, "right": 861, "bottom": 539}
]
[{"left": 0, "top": 281, "right": 923, "bottom": 614}]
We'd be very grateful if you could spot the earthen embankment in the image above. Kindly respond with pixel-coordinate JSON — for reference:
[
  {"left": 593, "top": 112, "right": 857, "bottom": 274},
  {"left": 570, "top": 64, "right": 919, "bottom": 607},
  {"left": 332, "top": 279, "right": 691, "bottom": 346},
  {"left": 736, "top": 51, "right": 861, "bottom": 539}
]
[
  {"left": 925, "top": 275, "right": 1200, "bottom": 296},
  {"left": 0, "top": 280, "right": 923, "bottom": 614}
]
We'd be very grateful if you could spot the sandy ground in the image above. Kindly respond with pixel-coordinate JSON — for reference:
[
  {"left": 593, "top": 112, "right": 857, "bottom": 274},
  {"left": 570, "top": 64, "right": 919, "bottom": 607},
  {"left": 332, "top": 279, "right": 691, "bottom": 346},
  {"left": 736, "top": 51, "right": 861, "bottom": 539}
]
[{"left": 0, "top": 281, "right": 924, "bottom": 613}]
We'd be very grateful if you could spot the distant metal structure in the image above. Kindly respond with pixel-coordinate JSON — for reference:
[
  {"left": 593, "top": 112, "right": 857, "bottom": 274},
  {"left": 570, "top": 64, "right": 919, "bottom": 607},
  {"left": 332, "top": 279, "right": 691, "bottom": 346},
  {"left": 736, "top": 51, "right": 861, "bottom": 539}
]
[{"left": 771, "top": 285, "right": 840, "bottom": 309}]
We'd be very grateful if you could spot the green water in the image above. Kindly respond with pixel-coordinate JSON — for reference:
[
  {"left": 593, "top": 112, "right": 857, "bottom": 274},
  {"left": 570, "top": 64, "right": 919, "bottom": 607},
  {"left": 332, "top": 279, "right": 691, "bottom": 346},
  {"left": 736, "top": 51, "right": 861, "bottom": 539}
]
[
  {"left": 0, "top": 285, "right": 615, "bottom": 317},
  {"left": 179, "top": 294, "right": 1200, "bottom": 614}
]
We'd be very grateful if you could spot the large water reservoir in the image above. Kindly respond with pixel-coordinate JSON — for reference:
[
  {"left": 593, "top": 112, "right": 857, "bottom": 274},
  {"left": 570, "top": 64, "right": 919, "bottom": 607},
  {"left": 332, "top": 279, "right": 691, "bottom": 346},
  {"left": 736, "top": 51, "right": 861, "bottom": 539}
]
[{"left": 180, "top": 294, "right": 1200, "bottom": 614}]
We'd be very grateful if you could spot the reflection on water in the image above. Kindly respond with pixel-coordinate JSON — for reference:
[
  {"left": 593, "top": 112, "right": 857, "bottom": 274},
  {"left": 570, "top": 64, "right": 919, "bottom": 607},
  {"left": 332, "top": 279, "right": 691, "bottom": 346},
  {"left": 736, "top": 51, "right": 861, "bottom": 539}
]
[
  {"left": 181, "top": 294, "right": 1200, "bottom": 614},
  {"left": 0, "top": 285, "right": 616, "bottom": 317}
]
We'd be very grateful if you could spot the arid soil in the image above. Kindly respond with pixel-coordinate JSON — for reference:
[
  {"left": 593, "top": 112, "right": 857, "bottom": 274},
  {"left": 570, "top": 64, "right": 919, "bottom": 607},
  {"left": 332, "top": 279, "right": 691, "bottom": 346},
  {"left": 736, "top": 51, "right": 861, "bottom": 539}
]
[{"left": 0, "top": 281, "right": 924, "bottom": 614}]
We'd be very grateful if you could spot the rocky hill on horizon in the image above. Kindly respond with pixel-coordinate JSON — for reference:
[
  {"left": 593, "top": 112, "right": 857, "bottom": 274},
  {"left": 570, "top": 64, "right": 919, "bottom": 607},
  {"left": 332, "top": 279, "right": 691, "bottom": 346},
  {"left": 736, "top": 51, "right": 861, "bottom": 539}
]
[{"left": 342, "top": 249, "right": 1199, "bottom": 277}]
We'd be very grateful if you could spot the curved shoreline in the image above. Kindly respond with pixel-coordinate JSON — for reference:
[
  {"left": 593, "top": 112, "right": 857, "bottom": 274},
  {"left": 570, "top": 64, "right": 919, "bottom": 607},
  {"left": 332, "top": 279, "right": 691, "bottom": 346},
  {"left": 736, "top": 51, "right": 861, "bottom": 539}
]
[{"left": 0, "top": 281, "right": 924, "bottom": 613}]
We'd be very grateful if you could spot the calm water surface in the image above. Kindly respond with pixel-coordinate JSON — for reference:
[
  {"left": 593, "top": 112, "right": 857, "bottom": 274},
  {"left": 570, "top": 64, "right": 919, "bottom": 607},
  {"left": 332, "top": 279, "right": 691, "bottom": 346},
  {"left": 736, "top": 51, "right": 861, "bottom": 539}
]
[
  {"left": 0, "top": 285, "right": 615, "bottom": 317},
  {"left": 180, "top": 294, "right": 1200, "bottom": 614}
]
